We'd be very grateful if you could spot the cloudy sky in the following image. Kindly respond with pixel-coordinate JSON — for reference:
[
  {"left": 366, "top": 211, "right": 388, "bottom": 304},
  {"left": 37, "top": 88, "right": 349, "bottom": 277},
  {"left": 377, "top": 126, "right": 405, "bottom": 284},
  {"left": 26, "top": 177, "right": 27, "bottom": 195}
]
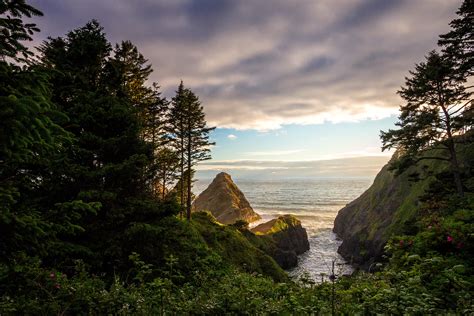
[{"left": 29, "top": 0, "right": 461, "bottom": 178}]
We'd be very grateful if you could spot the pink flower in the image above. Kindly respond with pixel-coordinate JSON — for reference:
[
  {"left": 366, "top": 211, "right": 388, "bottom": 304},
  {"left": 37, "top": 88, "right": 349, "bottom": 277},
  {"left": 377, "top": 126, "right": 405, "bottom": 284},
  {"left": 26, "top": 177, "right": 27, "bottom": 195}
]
[
  {"left": 399, "top": 240, "right": 404, "bottom": 247},
  {"left": 54, "top": 283, "right": 61, "bottom": 289},
  {"left": 49, "top": 273, "right": 56, "bottom": 279},
  {"left": 447, "top": 236, "right": 453, "bottom": 243}
]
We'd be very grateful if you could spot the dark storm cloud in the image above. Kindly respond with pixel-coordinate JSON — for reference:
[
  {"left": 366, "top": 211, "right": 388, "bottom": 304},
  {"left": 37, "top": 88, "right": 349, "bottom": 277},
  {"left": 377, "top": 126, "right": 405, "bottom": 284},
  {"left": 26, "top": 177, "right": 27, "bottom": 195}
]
[{"left": 30, "top": 0, "right": 460, "bottom": 130}]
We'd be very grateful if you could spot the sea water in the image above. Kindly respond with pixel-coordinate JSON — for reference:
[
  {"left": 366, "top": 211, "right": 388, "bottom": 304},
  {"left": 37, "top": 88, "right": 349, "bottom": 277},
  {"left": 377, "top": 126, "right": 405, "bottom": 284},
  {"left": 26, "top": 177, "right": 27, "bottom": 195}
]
[{"left": 193, "top": 178, "right": 373, "bottom": 282}]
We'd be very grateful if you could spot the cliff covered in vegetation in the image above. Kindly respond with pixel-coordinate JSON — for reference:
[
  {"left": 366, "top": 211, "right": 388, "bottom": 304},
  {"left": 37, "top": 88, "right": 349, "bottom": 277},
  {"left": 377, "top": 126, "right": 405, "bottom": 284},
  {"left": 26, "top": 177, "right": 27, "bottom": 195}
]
[{"left": 334, "top": 135, "right": 474, "bottom": 269}]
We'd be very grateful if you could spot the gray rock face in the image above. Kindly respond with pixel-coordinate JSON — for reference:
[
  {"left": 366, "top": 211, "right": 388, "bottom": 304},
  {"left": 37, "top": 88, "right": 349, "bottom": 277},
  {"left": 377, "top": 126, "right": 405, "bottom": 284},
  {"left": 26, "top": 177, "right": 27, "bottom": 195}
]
[
  {"left": 333, "top": 160, "right": 403, "bottom": 270},
  {"left": 192, "top": 172, "right": 261, "bottom": 224},
  {"left": 332, "top": 147, "right": 461, "bottom": 270},
  {"left": 252, "top": 215, "right": 310, "bottom": 269}
]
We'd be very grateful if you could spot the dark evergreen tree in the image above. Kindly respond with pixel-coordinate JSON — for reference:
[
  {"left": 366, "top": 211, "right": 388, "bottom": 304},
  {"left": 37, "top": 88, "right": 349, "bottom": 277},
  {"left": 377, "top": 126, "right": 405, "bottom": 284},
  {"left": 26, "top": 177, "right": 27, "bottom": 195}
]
[
  {"left": 106, "top": 40, "right": 154, "bottom": 124},
  {"left": 438, "top": 0, "right": 473, "bottom": 135},
  {"left": 155, "top": 147, "right": 179, "bottom": 199},
  {"left": 107, "top": 43, "right": 174, "bottom": 195},
  {"left": 144, "top": 84, "right": 176, "bottom": 197},
  {"left": 169, "top": 82, "right": 188, "bottom": 213},
  {"left": 0, "top": 1, "right": 102, "bottom": 299},
  {"left": 0, "top": 0, "right": 42, "bottom": 63},
  {"left": 381, "top": 51, "right": 472, "bottom": 196},
  {"left": 438, "top": 0, "right": 473, "bottom": 77},
  {"left": 38, "top": 21, "right": 173, "bottom": 272},
  {"left": 168, "top": 82, "right": 215, "bottom": 220},
  {"left": 183, "top": 89, "right": 215, "bottom": 220}
]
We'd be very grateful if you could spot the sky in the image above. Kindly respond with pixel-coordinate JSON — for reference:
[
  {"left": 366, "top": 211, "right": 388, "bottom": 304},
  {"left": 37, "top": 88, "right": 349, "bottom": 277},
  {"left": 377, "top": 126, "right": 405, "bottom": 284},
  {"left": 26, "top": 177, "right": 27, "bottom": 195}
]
[{"left": 28, "top": 0, "right": 461, "bottom": 179}]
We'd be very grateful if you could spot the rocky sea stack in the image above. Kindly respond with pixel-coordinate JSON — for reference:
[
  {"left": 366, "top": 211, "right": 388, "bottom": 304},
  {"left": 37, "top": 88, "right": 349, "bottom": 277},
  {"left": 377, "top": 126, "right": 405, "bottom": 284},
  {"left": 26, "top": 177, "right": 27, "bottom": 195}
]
[
  {"left": 193, "top": 172, "right": 261, "bottom": 224},
  {"left": 251, "top": 215, "right": 310, "bottom": 269}
]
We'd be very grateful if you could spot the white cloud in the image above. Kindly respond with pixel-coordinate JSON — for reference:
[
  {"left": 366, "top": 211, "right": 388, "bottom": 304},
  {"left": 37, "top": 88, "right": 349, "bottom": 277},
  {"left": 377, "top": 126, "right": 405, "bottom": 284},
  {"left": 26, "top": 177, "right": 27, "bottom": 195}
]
[{"left": 227, "top": 134, "right": 237, "bottom": 140}]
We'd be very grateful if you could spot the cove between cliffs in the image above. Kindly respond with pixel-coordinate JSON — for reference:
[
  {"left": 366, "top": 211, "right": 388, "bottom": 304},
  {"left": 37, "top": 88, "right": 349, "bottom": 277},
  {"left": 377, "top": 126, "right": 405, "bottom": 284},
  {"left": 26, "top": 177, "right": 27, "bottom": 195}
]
[{"left": 194, "top": 177, "right": 373, "bottom": 281}]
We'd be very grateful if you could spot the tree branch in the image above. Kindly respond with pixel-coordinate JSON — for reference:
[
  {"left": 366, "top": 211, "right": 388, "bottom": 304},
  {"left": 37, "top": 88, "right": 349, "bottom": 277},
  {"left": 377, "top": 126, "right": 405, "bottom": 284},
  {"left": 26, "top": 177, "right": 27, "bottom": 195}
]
[{"left": 449, "top": 99, "right": 472, "bottom": 116}]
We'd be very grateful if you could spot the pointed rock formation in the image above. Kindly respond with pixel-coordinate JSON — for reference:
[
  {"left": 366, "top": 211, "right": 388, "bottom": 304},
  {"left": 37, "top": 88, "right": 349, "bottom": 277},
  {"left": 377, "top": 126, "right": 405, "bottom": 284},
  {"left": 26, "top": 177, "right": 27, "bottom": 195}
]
[{"left": 193, "top": 172, "right": 261, "bottom": 224}]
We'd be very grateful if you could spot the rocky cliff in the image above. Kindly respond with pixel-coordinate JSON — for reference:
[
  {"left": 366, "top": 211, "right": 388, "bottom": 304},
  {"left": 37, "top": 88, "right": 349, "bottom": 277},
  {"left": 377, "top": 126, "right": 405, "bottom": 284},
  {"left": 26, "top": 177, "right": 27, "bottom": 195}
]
[
  {"left": 334, "top": 138, "right": 474, "bottom": 269},
  {"left": 193, "top": 172, "right": 261, "bottom": 224},
  {"left": 251, "top": 215, "right": 310, "bottom": 269},
  {"left": 192, "top": 212, "right": 288, "bottom": 281}
]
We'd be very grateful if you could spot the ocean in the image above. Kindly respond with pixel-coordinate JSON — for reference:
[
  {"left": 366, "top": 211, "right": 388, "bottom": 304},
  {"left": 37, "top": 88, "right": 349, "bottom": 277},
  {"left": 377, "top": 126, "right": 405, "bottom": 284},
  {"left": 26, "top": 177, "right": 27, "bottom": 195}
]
[{"left": 193, "top": 177, "right": 373, "bottom": 282}]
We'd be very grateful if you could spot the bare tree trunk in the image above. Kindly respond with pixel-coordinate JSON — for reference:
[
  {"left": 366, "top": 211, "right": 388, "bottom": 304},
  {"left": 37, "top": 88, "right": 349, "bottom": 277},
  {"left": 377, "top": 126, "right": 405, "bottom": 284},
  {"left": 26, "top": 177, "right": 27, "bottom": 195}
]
[
  {"left": 180, "top": 148, "right": 184, "bottom": 216},
  {"left": 447, "top": 138, "right": 464, "bottom": 197},
  {"left": 186, "top": 132, "right": 192, "bottom": 221},
  {"left": 162, "top": 166, "right": 167, "bottom": 200},
  {"left": 441, "top": 103, "right": 464, "bottom": 197}
]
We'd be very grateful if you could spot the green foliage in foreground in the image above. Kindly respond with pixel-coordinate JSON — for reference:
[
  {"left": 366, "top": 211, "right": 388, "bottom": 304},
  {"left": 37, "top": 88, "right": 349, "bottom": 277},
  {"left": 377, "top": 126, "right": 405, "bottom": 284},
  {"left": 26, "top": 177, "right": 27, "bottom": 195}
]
[
  {"left": 2, "top": 249, "right": 472, "bottom": 315},
  {"left": 2, "top": 191, "right": 473, "bottom": 315}
]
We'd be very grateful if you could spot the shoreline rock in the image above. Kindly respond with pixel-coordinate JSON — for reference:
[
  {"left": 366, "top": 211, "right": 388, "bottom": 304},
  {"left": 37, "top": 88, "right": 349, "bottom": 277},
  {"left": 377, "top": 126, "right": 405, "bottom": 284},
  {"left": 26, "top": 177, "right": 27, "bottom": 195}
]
[
  {"left": 193, "top": 172, "right": 311, "bottom": 270},
  {"left": 251, "top": 215, "right": 310, "bottom": 269},
  {"left": 193, "top": 172, "right": 261, "bottom": 224}
]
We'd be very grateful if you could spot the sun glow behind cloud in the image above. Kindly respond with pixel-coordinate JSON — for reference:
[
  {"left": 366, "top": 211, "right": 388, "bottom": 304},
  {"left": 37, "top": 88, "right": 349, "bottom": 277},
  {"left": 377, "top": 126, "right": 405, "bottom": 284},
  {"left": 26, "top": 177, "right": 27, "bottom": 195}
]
[
  {"left": 31, "top": 0, "right": 459, "bottom": 131},
  {"left": 195, "top": 156, "right": 392, "bottom": 179}
]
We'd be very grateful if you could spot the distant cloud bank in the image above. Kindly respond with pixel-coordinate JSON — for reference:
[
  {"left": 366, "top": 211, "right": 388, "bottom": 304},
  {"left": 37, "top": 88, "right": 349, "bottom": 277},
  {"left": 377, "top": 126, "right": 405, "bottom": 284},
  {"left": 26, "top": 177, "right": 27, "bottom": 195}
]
[{"left": 196, "top": 155, "right": 391, "bottom": 179}]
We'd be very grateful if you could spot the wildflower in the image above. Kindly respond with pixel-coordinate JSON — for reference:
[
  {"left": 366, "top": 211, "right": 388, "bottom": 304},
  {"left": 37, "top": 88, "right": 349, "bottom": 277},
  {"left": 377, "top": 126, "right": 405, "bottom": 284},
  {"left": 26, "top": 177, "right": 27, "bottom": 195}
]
[
  {"left": 54, "top": 283, "right": 61, "bottom": 289},
  {"left": 399, "top": 240, "right": 404, "bottom": 247},
  {"left": 447, "top": 236, "right": 453, "bottom": 243},
  {"left": 49, "top": 273, "right": 56, "bottom": 279}
]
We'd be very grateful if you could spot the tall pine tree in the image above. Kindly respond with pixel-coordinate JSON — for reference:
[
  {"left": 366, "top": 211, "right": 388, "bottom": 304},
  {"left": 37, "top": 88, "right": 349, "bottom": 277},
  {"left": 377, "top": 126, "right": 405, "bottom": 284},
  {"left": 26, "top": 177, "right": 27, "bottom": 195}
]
[
  {"left": 381, "top": 51, "right": 471, "bottom": 196},
  {"left": 38, "top": 21, "right": 170, "bottom": 272},
  {"left": 438, "top": 0, "right": 473, "bottom": 77},
  {"left": 438, "top": 0, "right": 473, "bottom": 133},
  {"left": 0, "top": 1, "right": 100, "bottom": 294},
  {"left": 168, "top": 82, "right": 215, "bottom": 220}
]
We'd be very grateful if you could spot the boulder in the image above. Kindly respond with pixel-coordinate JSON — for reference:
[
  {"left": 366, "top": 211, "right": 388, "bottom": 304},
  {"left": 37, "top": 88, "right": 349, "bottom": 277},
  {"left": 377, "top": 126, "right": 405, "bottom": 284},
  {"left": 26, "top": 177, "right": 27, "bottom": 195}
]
[
  {"left": 192, "top": 172, "right": 261, "bottom": 224},
  {"left": 251, "top": 215, "right": 310, "bottom": 269}
]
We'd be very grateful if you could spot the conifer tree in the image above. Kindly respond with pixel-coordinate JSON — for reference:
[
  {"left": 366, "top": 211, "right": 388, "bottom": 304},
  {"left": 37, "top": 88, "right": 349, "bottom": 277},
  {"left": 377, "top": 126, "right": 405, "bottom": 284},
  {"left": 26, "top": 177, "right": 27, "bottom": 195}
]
[
  {"left": 438, "top": 0, "right": 473, "bottom": 77},
  {"left": 107, "top": 43, "right": 175, "bottom": 194},
  {"left": 0, "top": 0, "right": 42, "bottom": 63},
  {"left": 438, "top": 0, "right": 473, "bottom": 131},
  {"left": 143, "top": 84, "right": 176, "bottom": 195},
  {"left": 381, "top": 51, "right": 471, "bottom": 196},
  {"left": 169, "top": 82, "right": 188, "bottom": 212},
  {"left": 168, "top": 82, "right": 215, "bottom": 220},
  {"left": 0, "top": 0, "right": 100, "bottom": 272},
  {"left": 183, "top": 89, "right": 215, "bottom": 220},
  {"left": 38, "top": 21, "right": 168, "bottom": 271},
  {"left": 155, "top": 147, "right": 179, "bottom": 199},
  {"left": 107, "top": 40, "right": 154, "bottom": 124}
]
